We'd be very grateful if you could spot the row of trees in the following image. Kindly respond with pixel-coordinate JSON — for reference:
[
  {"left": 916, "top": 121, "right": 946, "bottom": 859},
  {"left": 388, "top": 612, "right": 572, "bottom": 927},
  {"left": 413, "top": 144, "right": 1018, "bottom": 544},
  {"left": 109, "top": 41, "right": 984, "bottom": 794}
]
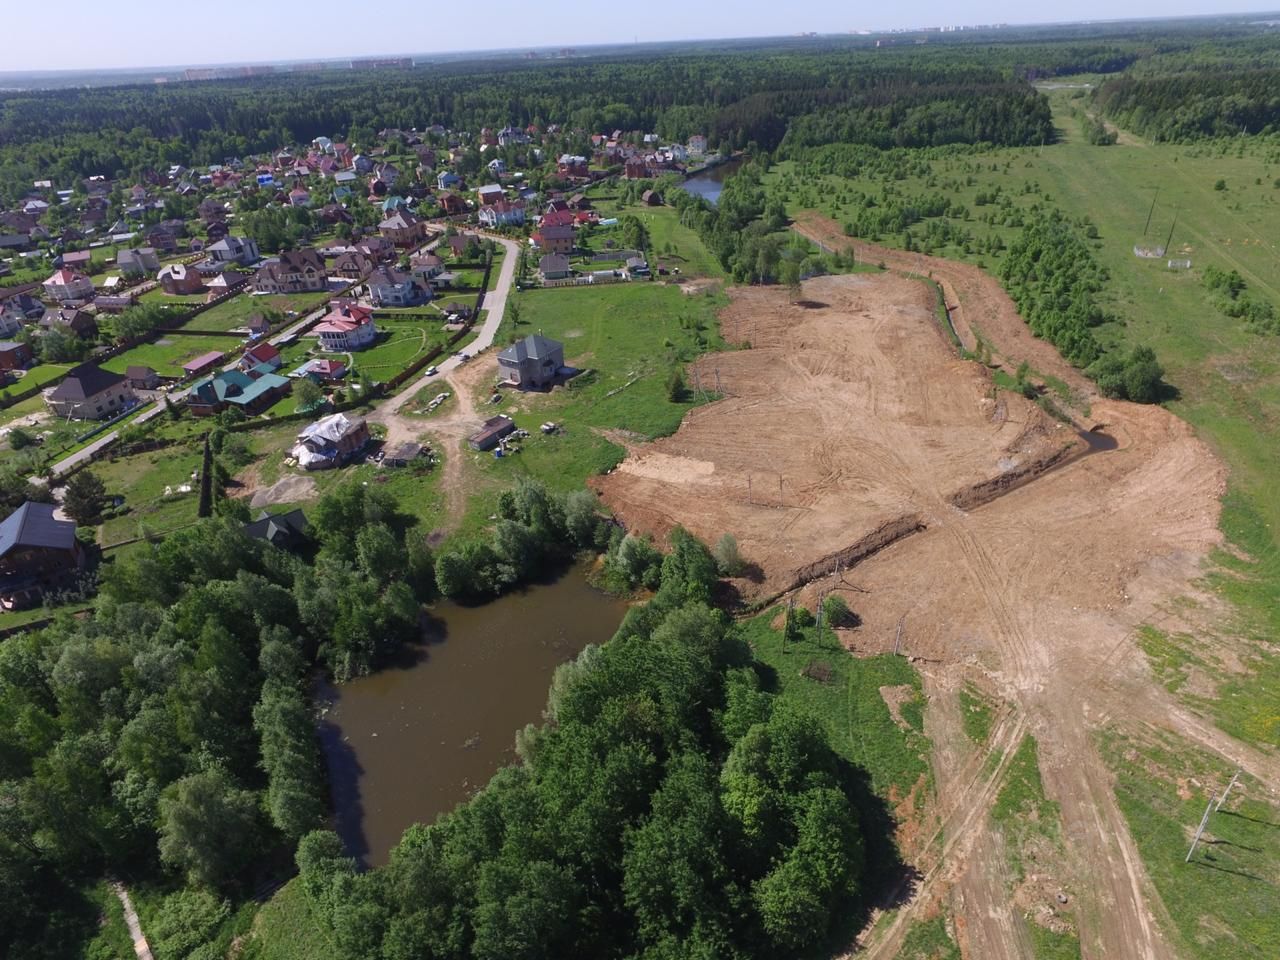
[
  {"left": 295, "top": 525, "right": 868, "bottom": 960},
  {"left": 1094, "top": 67, "right": 1280, "bottom": 140}
]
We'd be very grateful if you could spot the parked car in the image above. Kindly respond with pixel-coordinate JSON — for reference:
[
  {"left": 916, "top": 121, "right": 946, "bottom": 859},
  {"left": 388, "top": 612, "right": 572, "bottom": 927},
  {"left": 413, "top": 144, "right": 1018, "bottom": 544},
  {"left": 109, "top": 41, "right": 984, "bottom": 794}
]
[{"left": 426, "top": 365, "right": 438, "bottom": 376}]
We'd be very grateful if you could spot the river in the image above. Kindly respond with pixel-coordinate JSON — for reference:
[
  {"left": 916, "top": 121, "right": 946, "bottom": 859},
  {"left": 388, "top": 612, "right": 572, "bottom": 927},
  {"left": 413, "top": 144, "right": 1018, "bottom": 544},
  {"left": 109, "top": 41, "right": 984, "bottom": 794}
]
[
  {"left": 681, "top": 157, "right": 744, "bottom": 206},
  {"left": 318, "top": 561, "right": 627, "bottom": 866}
]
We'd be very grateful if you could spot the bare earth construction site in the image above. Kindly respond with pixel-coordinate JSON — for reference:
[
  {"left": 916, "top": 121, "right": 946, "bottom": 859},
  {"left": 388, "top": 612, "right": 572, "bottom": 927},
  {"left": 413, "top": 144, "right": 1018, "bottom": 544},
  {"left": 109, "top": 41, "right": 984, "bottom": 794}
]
[{"left": 596, "top": 269, "right": 1235, "bottom": 959}]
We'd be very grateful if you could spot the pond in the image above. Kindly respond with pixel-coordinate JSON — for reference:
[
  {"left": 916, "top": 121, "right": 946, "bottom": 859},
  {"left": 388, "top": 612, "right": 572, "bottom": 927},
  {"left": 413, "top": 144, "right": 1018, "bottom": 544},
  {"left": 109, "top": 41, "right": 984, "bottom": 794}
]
[
  {"left": 681, "top": 157, "right": 744, "bottom": 206},
  {"left": 317, "top": 560, "right": 627, "bottom": 866}
]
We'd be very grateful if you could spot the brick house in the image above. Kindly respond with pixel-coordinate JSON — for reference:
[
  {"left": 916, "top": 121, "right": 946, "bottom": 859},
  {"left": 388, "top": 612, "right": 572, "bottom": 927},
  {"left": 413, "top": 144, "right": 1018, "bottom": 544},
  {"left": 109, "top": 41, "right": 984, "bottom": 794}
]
[
  {"left": 531, "top": 224, "right": 574, "bottom": 256},
  {"left": 158, "top": 262, "right": 204, "bottom": 295},
  {"left": 44, "top": 364, "right": 134, "bottom": 420},
  {"left": 379, "top": 208, "right": 429, "bottom": 247},
  {"left": 253, "top": 249, "right": 327, "bottom": 294}
]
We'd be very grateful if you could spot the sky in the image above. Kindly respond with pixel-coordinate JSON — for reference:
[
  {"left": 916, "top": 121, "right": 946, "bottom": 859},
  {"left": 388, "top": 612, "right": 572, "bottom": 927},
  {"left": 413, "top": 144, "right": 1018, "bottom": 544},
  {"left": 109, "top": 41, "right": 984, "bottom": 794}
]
[{"left": 4, "top": 0, "right": 1277, "bottom": 72}]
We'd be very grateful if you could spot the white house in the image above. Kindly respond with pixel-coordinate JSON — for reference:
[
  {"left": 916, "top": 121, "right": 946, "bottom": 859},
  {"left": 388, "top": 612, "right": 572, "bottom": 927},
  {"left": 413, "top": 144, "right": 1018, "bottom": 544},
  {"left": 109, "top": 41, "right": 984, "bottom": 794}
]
[
  {"left": 42, "top": 269, "right": 94, "bottom": 301},
  {"left": 116, "top": 247, "right": 160, "bottom": 274},
  {"left": 313, "top": 303, "right": 378, "bottom": 352},
  {"left": 487, "top": 157, "right": 507, "bottom": 175},
  {"left": 207, "top": 235, "right": 261, "bottom": 266},
  {"left": 368, "top": 267, "right": 431, "bottom": 307},
  {"left": 478, "top": 199, "right": 525, "bottom": 228}
]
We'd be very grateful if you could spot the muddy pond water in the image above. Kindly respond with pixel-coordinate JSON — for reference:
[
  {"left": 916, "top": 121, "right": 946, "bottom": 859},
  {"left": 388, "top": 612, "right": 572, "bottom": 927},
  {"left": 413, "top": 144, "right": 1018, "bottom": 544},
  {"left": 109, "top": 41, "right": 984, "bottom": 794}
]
[{"left": 317, "top": 561, "right": 627, "bottom": 866}]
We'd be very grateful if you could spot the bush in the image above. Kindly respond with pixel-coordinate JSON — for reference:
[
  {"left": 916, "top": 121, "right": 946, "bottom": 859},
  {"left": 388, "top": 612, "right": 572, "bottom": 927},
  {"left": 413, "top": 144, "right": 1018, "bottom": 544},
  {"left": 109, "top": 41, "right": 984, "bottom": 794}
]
[
  {"left": 713, "top": 533, "right": 744, "bottom": 576},
  {"left": 822, "top": 593, "right": 851, "bottom": 627},
  {"left": 1087, "top": 346, "right": 1164, "bottom": 403}
]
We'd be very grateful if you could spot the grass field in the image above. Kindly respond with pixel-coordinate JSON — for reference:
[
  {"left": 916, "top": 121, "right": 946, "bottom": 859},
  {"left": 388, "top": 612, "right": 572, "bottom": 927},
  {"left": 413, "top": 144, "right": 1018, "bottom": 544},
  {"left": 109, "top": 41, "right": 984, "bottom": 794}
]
[
  {"left": 242, "top": 880, "right": 336, "bottom": 960},
  {"left": 94, "top": 441, "right": 204, "bottom": 544},
  {"left": 585, "top": 188, "right": 726, "bottom": 278},
  {"left": 1099, "top": 727, "right": 1280, "bottom": 960},
  {"left": 101, "top": 335, "right": 238, "bottom": 378},
  {"left": 348, "top": 326, "right": 449, "bottom": 380},
  {"left": 189, "top": 290, "right": 333, "bottom": 332},
  {"left": 898, "top": 915, "right": 962, "bottom": 960},
  {"left": 453, "top": 282, "right": 728, "bottom": 524}
]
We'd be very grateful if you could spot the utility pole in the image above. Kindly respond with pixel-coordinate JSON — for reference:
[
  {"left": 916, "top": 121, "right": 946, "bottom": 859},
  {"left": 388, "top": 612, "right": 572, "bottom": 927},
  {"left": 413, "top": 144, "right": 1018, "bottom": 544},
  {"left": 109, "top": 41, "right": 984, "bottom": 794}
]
[
  {"left": 1186, "top": 793, "right": 1217, "bottom": 863},
  {"left": 1162, "top": 211, "right": 1178, "bottom": 258},
  {"left": 784, "top": 596, "right": 795, "bottom": 655},
  {"left": 815, "top": 590, "right": 826, "bottom": 646},
  {"left": 778, "top": 474, "right": 784, "bottom": 508},
  {"left": 747, "top": 476, "right": 753, "bottom": 505},
  {"left": 893, "top": 615, "right": 904, "bottom": 656},
  {"left": 1216, "top": 769, "right": 1241, "bottom": 811},
  {"left": 1143, "top": 187, "right": 1159, "bottom": 236}
]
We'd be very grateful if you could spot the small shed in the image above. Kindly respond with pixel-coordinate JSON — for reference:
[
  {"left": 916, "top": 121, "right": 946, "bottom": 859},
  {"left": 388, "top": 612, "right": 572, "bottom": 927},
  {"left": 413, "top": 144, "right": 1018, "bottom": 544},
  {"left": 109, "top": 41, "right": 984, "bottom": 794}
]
[
  {"left": 125, "top": 365, "right": 160, "bottom": 390},
  {"left": 182, "top": 350, "right": 224, "bottom": 379},
  {"left": 468, "top": 415, "right": 516, "bottom": 451},
  {"left": 384, "top": 441, "right": 423, "bottom": 467}
]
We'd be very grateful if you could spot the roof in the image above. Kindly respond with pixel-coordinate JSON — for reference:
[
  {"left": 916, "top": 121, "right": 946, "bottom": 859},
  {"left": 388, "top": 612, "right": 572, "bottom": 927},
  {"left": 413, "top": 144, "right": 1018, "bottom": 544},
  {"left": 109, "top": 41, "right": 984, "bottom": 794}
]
[
  {"left": 183, "top": 350, "right": 225, "bottom": 373},
  {"left": 297, "top": 412, "right": 365, "bottom": 444},
  {"left": 243, "top": 342, "right": 280, "bottom": 365},
  {"left": 469, "top": 415, "right": 516, "bottom": 447},
  {"left": 125, "top": 365, "right": 157, "bottom": 380},
  {"left": 386, "top": 441, "right": 422, "bottom": 462},
  {"left": 47, "top": 363, "right": 126, "bottom": 402},
  {"left": 190, "top": 369, "right": 288, "bottom": 407},
  {"left": 243, "top": 508, "right": 308, "bottom": 546},
  {"left": 0, "top": 502, "right": 77, "bottom": 559},
  {"left": 539, "top": 254, "right": 570, "bottom": 273},
  {"left": 45, "top": 268, "right": 87, "bottom": 285},
  {"left": 499, "top": 334, "right": 563, "bottom": 364},
  {"left": 0, "top": 340, "right": 31, "bottom": 354},
  {"left": 539, "top": 224, "right": 574, "bottom": 240}
]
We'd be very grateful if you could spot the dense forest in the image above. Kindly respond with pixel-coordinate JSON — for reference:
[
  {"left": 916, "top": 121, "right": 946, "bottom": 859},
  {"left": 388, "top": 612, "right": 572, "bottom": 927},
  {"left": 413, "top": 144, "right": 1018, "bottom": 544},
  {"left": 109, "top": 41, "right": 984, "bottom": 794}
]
[{"left": 1093, "top": 67, "right": 1280, "bottom": 140}]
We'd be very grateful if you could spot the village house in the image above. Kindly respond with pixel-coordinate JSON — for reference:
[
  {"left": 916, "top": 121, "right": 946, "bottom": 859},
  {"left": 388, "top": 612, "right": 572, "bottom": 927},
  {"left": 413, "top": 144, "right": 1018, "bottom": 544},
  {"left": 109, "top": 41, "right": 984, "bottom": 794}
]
[
  {"left": 557, "top": 154, "right": 589, "bottom": 178},
  {"left": 409, "top": 252, "right": 445, "bottom": 280},
  {"left": 253, "top": 248, "right": 327, "bottom": 294},
  {"left": 42, "top": 268, "right": 94, "bottom": 302},
  {"left": 238, "top": 341, "right": 282, "bottom": 374},
  {"left": 478, "top": 198, "right": 525, "bottom": 228},
  {"left": 436, "top": 171, "right": 461, "bottom": 191},
  {"left": 476, "top": 183, "right": 504, "bottom": 207},
  {"left": 247, "top": 314, "right": 272, "bottom": 338},
  {"left": 205, "top": 269, "right": 249, "bottom": 299},
  {"left": 243, "top": 508, "right": 309, "bottom": 551},
  {"left": 437, "top": 192, "right": 467, "bottom": 216},
  {"left": 187, "top": 368, "right": 291, "bottom": 417},
  {"left": 538, "top": 253, "right": 572, "bottom": 281},
  {"left": 0, "top": 309, "right": 23, "bottom": 338},
  {"left": 497, "top": 334, "right": 566, "bottom": 390},
  {"left": 44, "top": 363, "right": 134, "bottom": 420},
  {"left": 158, "top": 262, "right": 204, "bottom": 295},
  {"left": 531, "top": 223, "right": 574, "bottom": 256},
  {"left": 379, "top": 208, "right": 429, "bottom": 247},
  {"left": 0, "top": 340, "right": 34, "bottom": 372},
  {"left": 356, "top": 236, "right": 395, "bottom": 262},
  {"left": 292, "top": 412, "right": 370, "bottom": 469},
  {"left": 687, "top": 134, "right": 708, "bottom": 156},
  {"left": 332, "top": 250, "right": 374, "bottom": 280},
  {"left": 39, "top": 308, "right": 97, "bottom": 339},
  {"left": 487, "top": 157, "right": 507, "bottom": 176},
  {"left": 313, "top": 302, "right": 377, "bottom": 352},
  {"left": 208, "top": 235, "right": 261, "bottom": 266},
  {"left": 368, "top": 266, "right": 431, "bottom": 307},
  {"left": 60, "top": 250, "right": 93, "bottom": 271},
  {"left": 288, "top": 185, "right": 312, "bottom": 207},
  {"left": 0, "top": 502, "right": 86, "bottom": 611}
]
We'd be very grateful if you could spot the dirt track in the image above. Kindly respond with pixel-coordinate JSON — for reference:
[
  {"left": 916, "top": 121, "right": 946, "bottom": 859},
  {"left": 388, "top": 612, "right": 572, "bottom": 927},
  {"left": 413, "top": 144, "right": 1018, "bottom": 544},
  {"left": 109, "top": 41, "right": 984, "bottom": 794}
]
[{"left": 595, "top": 236, "right": 1235, "bottom": 960}]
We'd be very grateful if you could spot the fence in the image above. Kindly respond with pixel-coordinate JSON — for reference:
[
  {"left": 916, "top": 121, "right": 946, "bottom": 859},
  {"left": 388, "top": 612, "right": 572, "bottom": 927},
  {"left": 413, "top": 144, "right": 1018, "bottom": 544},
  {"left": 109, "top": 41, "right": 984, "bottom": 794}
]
[{"left": 541, "top": 273, "right": 632, "bottom": 289}]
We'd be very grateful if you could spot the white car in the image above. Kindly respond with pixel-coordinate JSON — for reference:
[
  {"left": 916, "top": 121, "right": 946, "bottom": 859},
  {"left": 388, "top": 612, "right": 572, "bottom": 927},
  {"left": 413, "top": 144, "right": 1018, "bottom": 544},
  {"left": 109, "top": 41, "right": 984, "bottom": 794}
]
[{"left": 426, "top": 365, "right": 439, "bottom": 376}]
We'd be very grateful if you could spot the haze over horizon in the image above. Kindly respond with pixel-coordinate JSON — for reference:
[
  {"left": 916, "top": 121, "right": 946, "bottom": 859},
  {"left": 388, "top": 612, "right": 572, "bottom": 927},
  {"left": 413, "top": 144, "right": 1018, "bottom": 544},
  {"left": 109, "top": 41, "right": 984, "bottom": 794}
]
[{"left": 4, "top": 0, "right": 1277, "bottom": 73}]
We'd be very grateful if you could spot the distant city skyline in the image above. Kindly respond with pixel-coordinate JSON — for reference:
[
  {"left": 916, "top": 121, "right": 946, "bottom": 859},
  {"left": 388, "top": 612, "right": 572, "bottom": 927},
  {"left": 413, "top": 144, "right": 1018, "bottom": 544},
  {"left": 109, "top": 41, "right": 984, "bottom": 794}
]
[{"left": 4, "top": 1, "right": 1278, "bottom": 72}]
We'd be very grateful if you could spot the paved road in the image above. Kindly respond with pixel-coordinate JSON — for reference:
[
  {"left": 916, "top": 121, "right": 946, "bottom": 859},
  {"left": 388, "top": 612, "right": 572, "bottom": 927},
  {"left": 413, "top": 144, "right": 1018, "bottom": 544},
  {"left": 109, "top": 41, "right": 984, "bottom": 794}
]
[{"left": 380, "top": 235, "right": 520, "bottom": 415}]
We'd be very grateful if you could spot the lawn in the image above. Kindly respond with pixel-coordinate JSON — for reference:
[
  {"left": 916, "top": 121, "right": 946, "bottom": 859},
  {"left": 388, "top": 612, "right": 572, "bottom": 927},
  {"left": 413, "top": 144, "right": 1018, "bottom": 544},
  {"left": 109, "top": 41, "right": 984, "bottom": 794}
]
[
  {"left": 93, "top": 441, "right": 205, "bottom": 545},
  {"left": 1099, "top": 727, "right": 1280, "bottom": 960},
  {"left": 101, "top": 335, "right": 239, "bottom": 378},
  {"left": 188, "top": 290, "right": 333, "bottom": 332},
  {"left": 137, "top": 287, "right": 207, "bottom": 308},
  {"left": 452, "top": 283, "right": 727, "bottom": 515},
  {"left": 348, "top": 326, "right": 448, "bottom": 381},
  {"left": 585, "top": 189, "right": 725, "bottom": 278},
  {"left": 4, "top": 362, "right": 72, "bottom": 396}
]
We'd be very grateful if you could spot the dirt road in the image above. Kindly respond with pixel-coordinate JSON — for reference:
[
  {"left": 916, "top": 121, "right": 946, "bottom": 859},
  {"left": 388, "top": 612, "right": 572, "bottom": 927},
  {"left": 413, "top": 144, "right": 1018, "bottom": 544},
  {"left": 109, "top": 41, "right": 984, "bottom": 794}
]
[{"left": 596, "top": 260, "right": 1228, "bottom": 960}]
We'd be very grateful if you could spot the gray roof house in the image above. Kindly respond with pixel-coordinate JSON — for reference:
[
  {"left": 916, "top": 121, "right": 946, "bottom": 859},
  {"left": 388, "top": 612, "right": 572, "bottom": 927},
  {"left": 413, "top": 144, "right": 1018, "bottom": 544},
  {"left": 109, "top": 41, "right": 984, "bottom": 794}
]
[
  {"left": 497, "top": 334, "right": 565, "bottom": 390},
  {"left": 0, "top": 501, "right": 86, "bottom": 610},
  {"left": 538, "top": 254, "right": 571, "bottom": 281}
]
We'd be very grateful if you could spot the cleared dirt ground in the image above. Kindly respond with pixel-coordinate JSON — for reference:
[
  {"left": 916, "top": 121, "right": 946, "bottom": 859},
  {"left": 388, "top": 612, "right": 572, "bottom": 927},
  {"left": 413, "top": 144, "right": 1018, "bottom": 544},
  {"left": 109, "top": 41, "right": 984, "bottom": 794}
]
[
  {"left": 596, "top": 250, "right": 1237, "bottom": 960},
  {"left": 594, "top": 273, "right": 1076, "bottom": 601}
]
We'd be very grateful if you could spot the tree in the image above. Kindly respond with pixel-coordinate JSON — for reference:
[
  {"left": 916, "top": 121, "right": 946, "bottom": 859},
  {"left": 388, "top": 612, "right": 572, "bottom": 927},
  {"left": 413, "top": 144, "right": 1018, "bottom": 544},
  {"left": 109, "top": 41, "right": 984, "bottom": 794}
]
[
  {"left": 713, "top": 533, "right": 743, "bottom": 577},
  {"left": 294, "top": 378, "right": 324, "bottom": 413},
  {"left": 667, "top": 368, "right": 686, "bottom": 403},
  {"left": 158, "top": 767, "right": 261, "bottom": 890},
  {"left": 821, "top": 593, "right": 851, "bottom": 628},
  {"left": 779, "top": 259, "right": 802, "bottom": 301},
  {"left": 62, "top": 470, "right": 106, "bottom": 524}
]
